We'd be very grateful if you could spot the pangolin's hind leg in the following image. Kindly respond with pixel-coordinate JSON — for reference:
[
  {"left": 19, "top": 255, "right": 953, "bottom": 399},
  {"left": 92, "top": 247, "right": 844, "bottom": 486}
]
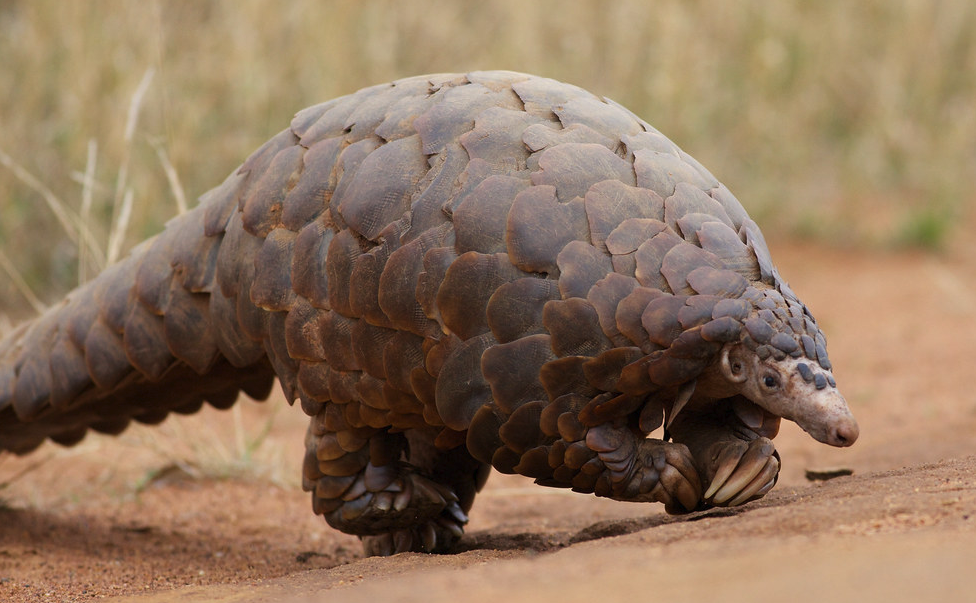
[
  {"left": 360, "top": 431, "right": 490, "bottom": 556},
  {"left": 302, "top": 410, "right": 488, "bottom": 555}
]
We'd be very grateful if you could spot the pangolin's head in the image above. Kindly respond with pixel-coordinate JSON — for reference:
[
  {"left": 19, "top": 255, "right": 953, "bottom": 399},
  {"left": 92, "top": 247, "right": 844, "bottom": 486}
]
[
  {"left": 639, "top": 268, "right": 858, "bottom": 449},
  {"left": 718, "top": 343, "right": 858, "bottom": 447}
]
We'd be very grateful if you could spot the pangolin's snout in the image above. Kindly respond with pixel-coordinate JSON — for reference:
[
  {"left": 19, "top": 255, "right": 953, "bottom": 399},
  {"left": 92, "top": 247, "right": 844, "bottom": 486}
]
[
  {"left": 796, "top": 388, "right": 859, "bottom": 447},
  {"left": 825, "top": 414, "right": 859, "bottom": 447}
]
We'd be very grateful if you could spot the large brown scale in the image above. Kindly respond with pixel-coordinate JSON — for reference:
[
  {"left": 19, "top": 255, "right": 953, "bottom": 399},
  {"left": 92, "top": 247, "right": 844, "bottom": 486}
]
[{"left": 0, "top": 72, "right": 858, "bottom": 555}]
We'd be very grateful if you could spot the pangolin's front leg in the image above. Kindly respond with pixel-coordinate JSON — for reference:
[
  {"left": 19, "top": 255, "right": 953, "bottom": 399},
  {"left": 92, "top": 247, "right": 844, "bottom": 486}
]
[
  {"left": 582, "top": 422, "right": 703, "bottom": 513},
  {"left": 490, "top": 407, "right": 704, "bottom": 514},
  {"left": 478, "top": 393, "right": 779, "bottom": 514},
  {"left": 667, "top": 398, "right": 782, "bottom": 508}
]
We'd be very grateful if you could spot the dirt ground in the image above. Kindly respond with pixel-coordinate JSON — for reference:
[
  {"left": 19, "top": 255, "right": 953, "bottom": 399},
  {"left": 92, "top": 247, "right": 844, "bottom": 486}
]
[{"left": 0, "top": 238, "right": 974, "bottom": 603}]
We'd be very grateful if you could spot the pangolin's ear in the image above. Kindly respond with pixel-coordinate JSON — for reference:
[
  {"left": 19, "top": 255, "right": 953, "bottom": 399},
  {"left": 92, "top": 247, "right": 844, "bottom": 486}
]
[{"left": 720, "top": 344, "right": 748, "bottom": 384}]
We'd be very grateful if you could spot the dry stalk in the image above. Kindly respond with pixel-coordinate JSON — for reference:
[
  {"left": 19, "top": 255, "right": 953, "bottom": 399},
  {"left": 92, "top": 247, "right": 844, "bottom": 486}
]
[
  {"left": 0, "top": 248, "right": 45, "bottom": 314},
  {"left": 78, "top": 138, "right": 98, "bottom": 284},
  {"left": 107, "top": 68, "right": 155, "bottom": 265},
  {"left": 149, "top": 136, "right": 189, "bottom": 215},
  {"left": 0, "top": 148, "right": 105, "bottom": 269}
]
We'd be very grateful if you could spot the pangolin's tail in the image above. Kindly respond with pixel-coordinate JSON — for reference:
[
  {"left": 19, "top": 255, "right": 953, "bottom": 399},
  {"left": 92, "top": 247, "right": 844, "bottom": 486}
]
[{"left": 0, "top": 131, "right": 307, "bottom": 454}]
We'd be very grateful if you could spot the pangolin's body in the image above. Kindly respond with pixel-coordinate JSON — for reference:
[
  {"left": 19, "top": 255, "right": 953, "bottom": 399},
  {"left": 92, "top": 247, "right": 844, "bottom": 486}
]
[{"left": 0, "top": 72, "right": 857, "bottom": 555}]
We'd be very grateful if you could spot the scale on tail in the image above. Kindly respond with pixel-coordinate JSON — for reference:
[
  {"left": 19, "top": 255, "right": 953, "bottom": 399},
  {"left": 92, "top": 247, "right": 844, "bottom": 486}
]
[{"left": 0, "top": 71, "right": 857, "bottom": 555}]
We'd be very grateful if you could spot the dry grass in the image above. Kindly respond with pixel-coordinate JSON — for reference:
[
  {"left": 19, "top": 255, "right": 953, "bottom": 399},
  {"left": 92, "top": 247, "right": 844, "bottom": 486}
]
[
  {"left": 0, "top": 392, "right": 305, "bottom": 507},
  {"left": 0, "top": 0, "right": 974, "bottom": 320}
]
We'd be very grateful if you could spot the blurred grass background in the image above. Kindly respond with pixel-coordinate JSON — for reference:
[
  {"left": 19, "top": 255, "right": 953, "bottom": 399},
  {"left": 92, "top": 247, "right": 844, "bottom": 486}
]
[{"left": 0, "top": 0, "right": 974, "bottom": 320}]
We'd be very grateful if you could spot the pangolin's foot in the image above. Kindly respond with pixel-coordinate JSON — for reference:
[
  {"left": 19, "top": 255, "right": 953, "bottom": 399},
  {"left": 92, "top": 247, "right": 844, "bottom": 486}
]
[
  {"left": 322, "top": 467, "right": 467, "bottom": 554},
  {"left": 667, "top": 399, "right": 782, "bottom": 508},
  {"left": 303, "top": 421, "right": 481, "bottom": 555},
  {"left": 585, "top": 423, "right": 702, "bottom": 514},
  {"left": 360, "top": 494, "right": 468, "bottom": 556},
  {"left": 700, "top": 437, "right": 780, "bottom": 507}
]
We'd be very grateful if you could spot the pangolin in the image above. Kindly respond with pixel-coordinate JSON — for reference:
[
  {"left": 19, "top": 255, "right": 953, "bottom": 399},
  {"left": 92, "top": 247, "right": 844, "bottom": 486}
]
[{"left": 0, "top": 71, "right": 858, "bottom": 555}]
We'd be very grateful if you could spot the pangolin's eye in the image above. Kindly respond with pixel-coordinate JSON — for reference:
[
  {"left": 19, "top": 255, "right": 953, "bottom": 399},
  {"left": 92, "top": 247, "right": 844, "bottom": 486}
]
[{"left": 762, "top": 375, "right": 779, "bottom": 389}]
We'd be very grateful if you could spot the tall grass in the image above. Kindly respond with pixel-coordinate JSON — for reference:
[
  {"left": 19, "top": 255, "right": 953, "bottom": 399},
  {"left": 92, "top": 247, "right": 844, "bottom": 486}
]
[{"left": 1, "top": 0, "right": 973, "bottom": 318}]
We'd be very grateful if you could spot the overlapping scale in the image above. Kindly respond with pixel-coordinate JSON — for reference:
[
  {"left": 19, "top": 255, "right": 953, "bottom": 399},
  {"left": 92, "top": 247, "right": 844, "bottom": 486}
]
[
  {"left": 586, "top": 273, "right": 640, "bottom": 346},
  {"left": 240, "top": 144, "right": 305, "bottom": 237},
  {"left": 482, "top": 334, "right": 554, "bottom": 414},
  {"left": 506, "top": 185, "right": 589, "bottom": 275},
  {"left": 633, "top": 230, "right": 683, "bottom": 290},
  {"left": 529, "top": 143, "right": 636, "bottom": 202},
  {"left": 555, "top": 241, "right": 613, "bottom": 300},
  {"left": 413, "top": 82, "right": 522, "bottom": 155},
  {"left": 459, "top": 107, "right": 545, "bottom": 173},
  {"left": 453, "top": 175, "right": 529, "bottom": 254},
  {"left": 434, "top": 333, "right": 496, "bottom": 431},
  {"left": 251, "top": 228, "right": 298, "bottom": 312},
  {"left": 281, "top": 137, "right": 342, "bottom": 231},
  {"left": 633, "top": 149, "right": 715, "bottom": 199},
  {"left": 335, "top": 135, "right": 428, "bottom": 242},
  {"left": 584, "top": 180, "right": 665, "bottom": 253},
  {"left": 543, "top": 298, "right": 611, "bottom": 357},
  {"left": 522, "top": 122, "right": 614, "bottom": 154},
  {"left": 485, "top": 278, "right": 560, "bottom": 343},
  {"left": 436, "top": 252, "right": 525, "bottom": 340}
]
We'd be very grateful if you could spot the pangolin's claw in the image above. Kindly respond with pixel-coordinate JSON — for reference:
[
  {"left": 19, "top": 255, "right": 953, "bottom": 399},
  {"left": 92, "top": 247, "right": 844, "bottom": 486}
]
[
  {"left": 347, "top": 471, "right": 467, "bottom": 556},
  {"left": 327, "top": 472, "right": 457, "bottom": 532},
  {"left": 703, "top": 437, "right": 779, "bottom": 507},
  {"left": 359, "top": 499, "right": 467, "bottom": 555},
  {"left": 725, "top": 453, "right": 780, "bottom": 506},
  {"left": 664, "top": 468, "right": 703, "bottom": 514},
  {"left": 649, "top": 441, "right": 703, "bottom": 514},
  {"left": 322, "top": 470, "right": 466, "bottom": 554},
  {"left": 703, "top": 446, "right": 739, "bottom": 501}
]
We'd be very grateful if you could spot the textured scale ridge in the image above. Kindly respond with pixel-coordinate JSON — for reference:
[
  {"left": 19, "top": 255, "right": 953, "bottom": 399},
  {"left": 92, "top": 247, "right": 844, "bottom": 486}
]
[{"left": 0, "top": 71, "right": 857, "bottom": 555}]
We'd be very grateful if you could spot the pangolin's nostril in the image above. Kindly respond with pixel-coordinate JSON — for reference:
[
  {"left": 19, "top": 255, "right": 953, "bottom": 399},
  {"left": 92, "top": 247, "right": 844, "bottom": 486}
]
[{"left": 831, "top": 420, "right": 859, "bottom": 447}]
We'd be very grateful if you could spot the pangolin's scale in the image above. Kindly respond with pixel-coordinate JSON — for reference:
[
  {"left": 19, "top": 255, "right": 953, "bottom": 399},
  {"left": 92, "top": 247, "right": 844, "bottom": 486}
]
[{"left": 0, "top": 71, "right": 828, "bottom": 552}]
